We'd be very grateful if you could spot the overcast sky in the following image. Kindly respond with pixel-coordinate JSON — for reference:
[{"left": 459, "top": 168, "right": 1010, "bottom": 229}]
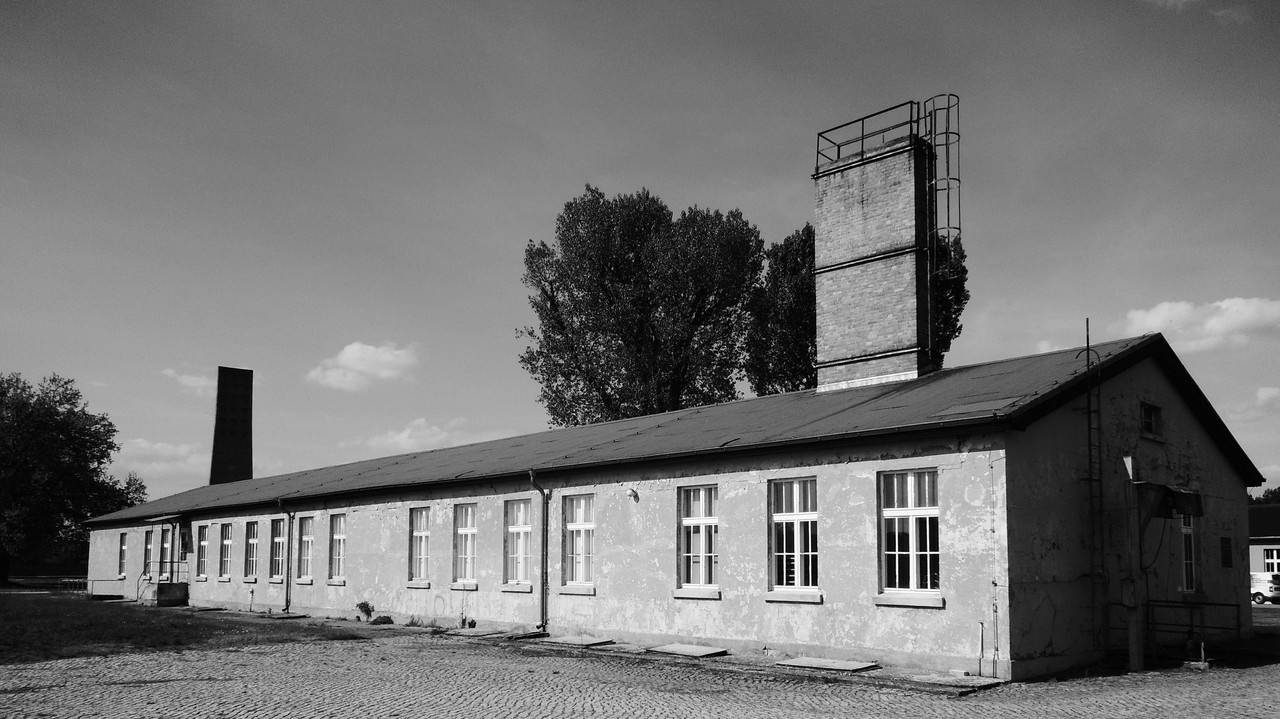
[{"left": 3, "top": 0, "right": 1277, "bottom": 500}]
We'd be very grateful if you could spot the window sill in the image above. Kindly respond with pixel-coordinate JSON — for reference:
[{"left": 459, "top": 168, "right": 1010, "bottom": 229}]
[
  {"left": 559, "top": 584, "right": 596, "bottom": 596},
  {"left": 195, "top": 576, "right": 208, "bottom": 582},
  {"left": 406, "top": 581, "right": 431, "bottom": 590},
  {"left": 268, "top": 577, "right": 284, "bottom": 584},
  {"left": 1140, "top": 432, "right": 1166, "bottom": 444},
  {"left": 501, "top": 583, "right": 533, "bottom": 593},
  {"left": 673, "top": 587, "right": 721, "bottom": 600},
  {"left": 296, "top": 578, "right": 313, "bottom": 586},
  {"left": 140, "top": 574, "right": 151, "bottom": 582},
  {"left": 117, "top": 574, "right": 127, "bottom": 580},
  {"left": 217, "top": 577, "right": 231, "bottom": 583},
  {"left": 327, "top": 579, "right": 346, "bottom": 587},
  {"left": 243, "top": 577, "right": 257, "bottom": 584},
  {"left": 450, "top": 581, "right": 478, "bottom": 592},
  {"left": 765, "top": 589, "right": 822, "bottom": 604},
  {"left": 874, "top": 592, "right": 945, "bottom": 609}
]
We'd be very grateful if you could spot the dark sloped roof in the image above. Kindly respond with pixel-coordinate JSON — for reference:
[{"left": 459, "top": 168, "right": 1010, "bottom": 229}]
[
  {"left": 88, "top": 334, "right": 1264, "bottom": 526},
  {"left": 1251, "top": 504, "right": 1280, "bottom": 539}
]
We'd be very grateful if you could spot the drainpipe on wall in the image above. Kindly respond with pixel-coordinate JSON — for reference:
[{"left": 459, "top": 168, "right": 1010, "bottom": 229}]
[
  {"left": 529, "top": 469, "right": 549, "bottom": 632},
  {"left": 279, "top": 498, "right": 294, "bottom": 614}
]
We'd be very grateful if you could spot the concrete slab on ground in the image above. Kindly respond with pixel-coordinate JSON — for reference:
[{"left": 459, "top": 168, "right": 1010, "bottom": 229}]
[
  {"left": 907, "top": 672, "right": 1004, "bottom": 690},
  {"left": 647, "top": 643, "right": 728, "bottom": 658},
  {"left": 543, "top": 635, "right": 614, "bottom": 647},
  {"left": 776, "top": 657, "right": 877, "bottom": 672}
]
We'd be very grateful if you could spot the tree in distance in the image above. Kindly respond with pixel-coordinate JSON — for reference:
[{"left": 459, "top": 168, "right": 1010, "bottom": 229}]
[
  {"left": 0, "top": 373, "right": 146, "bottom": 583},
  {"left": 744, "top": 223, "right": 817, "bottom": 396},
  {"left": 519, "top": 185, "right": 763, "bottom": 427}
]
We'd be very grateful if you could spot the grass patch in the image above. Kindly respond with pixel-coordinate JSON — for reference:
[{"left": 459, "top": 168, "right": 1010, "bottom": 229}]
[{"left": 0, "top": 593, "right": 364, "bottom": 665}]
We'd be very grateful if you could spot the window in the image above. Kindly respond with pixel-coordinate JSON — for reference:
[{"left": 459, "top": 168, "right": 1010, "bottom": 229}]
[
  {"left": 244, "top": 522, "right": 259, "bottom": 577},
  {"left": 1140, "top": 402, "right": 1163, "bottom": 438},
  {"left": 196, "top": 525, "right": 209, "bottom": 577},
  {"left": 770, "top": 479, "right": 817, "bottom": 589},
  {"left": 297, "top": 517, "right": 314, "bottom": 579},
  {"left": 1220, "top": 536, "right": 1232, "bottom": 568},
  {"left": 454, "top": 504, "right": 477, "bottom": 582},
  {"left": 679, "top": 486, "right": 718, "bottom": 587},
  {"left": 409, "top": 508, "right": 430, "bottom": 581},
  {"left": 143, "top": 530, "right": 154, "bottom": 577},
  {"left": 1178, "top": 513, "right": 1196, "bottom": 592},
  {"left": 218, "top": 524, "right": 233, "bottom": 578},
  {"left": 159, "top": 528, "right": 172, "bottom": 580},
  {"left": 880, "top": 470, "right": 939, "bottom": 592},
  {"left": 118, "top": 532, "right": 128, "bottom": 576},
  {"left": 1266, "top": 549, "right": 1280, "bottom": 573},
  {"left": 505, "top": 499, "right": 531, "bottom": 584},
  {"left": 269, "top": 519, "right": 285, "bottom": 578},
  {"left": 329, "top": 514, "right": 346, "bottom": 580},
  {"left": 563, "top": 495, "right": 595, "bottom": 584}
]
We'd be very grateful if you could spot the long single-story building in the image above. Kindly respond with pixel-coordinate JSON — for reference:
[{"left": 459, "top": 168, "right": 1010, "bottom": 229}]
[{"left": 85, "top": 98, "right": 1262, "bottom": 680}]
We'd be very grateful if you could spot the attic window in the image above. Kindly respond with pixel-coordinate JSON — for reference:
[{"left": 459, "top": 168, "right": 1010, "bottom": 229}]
[{"left": 1140, "top": 402, "right": 1163, "bottom": 439}]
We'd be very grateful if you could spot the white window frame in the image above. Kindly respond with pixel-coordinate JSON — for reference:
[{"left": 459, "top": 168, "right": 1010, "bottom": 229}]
[
  {"left": 244, "top": 521, "right": 259, "bottom": 577},
  {"left": 454, "top": 504, "right": 477, "bottom": 582},
  {"left": 1178, "top": 513, "right": 1197, "bottom": 593},
  {"left": 269, "top": 519, "right": 285, "bottom": 579},
  {"left": 505, "top": 499, "right": 532, "bottom": 584},
  {"left": 1266, "top": 548, "right": 1280, "bottom": 574},
  {"left": 143, "top": 529, "right": 154, "bottom": 578},
  {"left": 218, "top": 524, "right": 233, "bottom": 578},
  {"left": 879, "top": 469, "right": 940, "bottom": 593},
  {"left": 118, "top": 532, "right": 128, "bottom": 577},
  {"left": 563, "top": 494, "right": 595, "bottom": 585},
  {"left": 196, "top": 525, "right": 209, "bottom": 577},
  {"left": 328, "top": 514, "right": 346, "bottom": 580},
  {"left": 679, "top": 486, "right": 718, "bottom": 588},
  {"left": 409, "top": 507, "right": 430, "bottom": 582},
  {"left": 159, "top": 528, "right": 172, "bottom": 580},
  {"left": 297, "top": 516, "right": 314, "bottom": 580},
  {"left": 770, "top": 478, "right": 817, "bottom": 590}
]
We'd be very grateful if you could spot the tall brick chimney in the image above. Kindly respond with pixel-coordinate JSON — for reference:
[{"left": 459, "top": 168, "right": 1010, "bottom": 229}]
[
  {"left": 209, "top": 366, "right": 253, "bottom": 484},
  {"left": 812, "top": 100, "right": 949, "bottom": 391}
]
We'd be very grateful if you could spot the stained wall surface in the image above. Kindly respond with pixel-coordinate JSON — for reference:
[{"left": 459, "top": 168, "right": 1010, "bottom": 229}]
[
  {"left": 1004, "top": 357, "right": 1253, "bottom": 679},
  {"left": 88, "top": 437, "right": 1014, "bottom": 677}
]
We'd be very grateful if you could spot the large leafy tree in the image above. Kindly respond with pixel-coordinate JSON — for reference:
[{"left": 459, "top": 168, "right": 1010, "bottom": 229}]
[
  {"left": 0, "top": 373, "right": 146, "bottom": 582},
  {"left": 520, "top": 186, "right": 764, "bottom": 426},
  {"left": 745, "top": 223, "right": 817, "bottom": 395}
]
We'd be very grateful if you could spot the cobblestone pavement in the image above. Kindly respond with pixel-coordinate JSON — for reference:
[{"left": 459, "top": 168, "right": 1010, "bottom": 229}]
[{"left": 1, "top": 618, "right": 1272, "bottom": 719}]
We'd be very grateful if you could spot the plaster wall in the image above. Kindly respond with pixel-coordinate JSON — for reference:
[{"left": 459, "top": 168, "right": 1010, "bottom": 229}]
[
  {"left": 1005, "top": 357, "right": 1253, "bottom": 678},
  {"left": 88, "top": 435, "right": 1014, "bottom": 677}
]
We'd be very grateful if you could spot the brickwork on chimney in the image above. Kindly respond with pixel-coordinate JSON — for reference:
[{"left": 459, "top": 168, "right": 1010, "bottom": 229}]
[{"left": 813, "top": 136, "right": 932, "bottom": 390}]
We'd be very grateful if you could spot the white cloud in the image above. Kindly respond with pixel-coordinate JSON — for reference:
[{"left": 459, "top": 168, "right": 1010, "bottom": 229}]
[
  {"left": 117, "top": 438, "right": 210, "bottom": 477},
  {"left": 1209, "top": 5, "right": 1251, "bottom": 24},
  {"left": 1227, "top": 386, "right": 1280, "bottom": 423},
  {"left": 1138, "top": 0, "right": 1200, "bottom": 8},
  {"left": 362, "top": 418, "right": 509, "bottom": 454},
  {"left": 162, "top": 368, "right": 217, "bottom": 397},
  {"left": 1111, "top": 298, "right": 1280, "bottom": 352},
  {"left": 306, "top": 341, "right": 419, "bottom": 391}
]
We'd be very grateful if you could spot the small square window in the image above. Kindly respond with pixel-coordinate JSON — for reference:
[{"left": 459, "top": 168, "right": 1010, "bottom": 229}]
[{"left": 1140, "top": 402, "right": 1163, "bottom": 438}]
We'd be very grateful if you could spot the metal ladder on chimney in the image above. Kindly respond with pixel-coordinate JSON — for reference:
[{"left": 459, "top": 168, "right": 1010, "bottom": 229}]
[{"left": 1079, "top": 325, "right": 1107, "bottom": 651}]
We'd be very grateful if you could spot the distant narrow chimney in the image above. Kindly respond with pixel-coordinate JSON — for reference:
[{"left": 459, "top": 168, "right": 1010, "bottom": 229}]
[
  {"left": 210, "top": 366, "right": 253, "bottom": 484},
  {"left": 812, "top": 97, "right": 956, "bottom": 391}
]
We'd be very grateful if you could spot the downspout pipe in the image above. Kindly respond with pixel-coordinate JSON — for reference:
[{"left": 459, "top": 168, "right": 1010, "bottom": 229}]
[
  {"left": 529, "top": 469, "right": 549, "bottom": 632},
  {"left": 279, "top": 498, "right": 294, "bottom": 614}
]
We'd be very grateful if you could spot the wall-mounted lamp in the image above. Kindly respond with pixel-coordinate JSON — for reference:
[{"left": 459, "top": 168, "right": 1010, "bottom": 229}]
[
  {"left": 1122, "top": 455, "right": 1135, "bottom": 481},
  {"left": 626, "top": 488, "right": 639, "bottom": 503}
]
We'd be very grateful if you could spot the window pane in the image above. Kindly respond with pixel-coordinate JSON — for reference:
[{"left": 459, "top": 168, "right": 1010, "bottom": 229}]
[
  {"left": 705, "top": 487, "right": 716, "bottom": 517},
  {"left": 800, "top": 479, "right": 817, "bottom": 513}
]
